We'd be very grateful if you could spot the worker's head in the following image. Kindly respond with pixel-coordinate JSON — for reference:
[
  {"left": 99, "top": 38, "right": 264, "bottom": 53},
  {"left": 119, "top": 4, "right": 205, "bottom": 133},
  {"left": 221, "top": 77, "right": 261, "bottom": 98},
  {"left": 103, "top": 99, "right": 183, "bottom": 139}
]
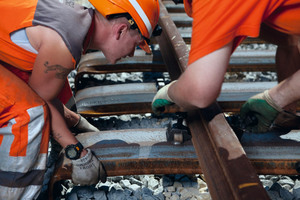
[{"left": 89, "top": 0, "right": 160, "bottom": 55}]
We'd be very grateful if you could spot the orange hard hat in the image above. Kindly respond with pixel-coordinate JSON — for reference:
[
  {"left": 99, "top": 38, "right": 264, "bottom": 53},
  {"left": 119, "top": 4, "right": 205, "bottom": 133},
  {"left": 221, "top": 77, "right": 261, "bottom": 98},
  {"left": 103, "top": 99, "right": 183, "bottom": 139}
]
[
  {"left": 89, "top": 0, "right": 160, "bottom": 53},
  {"left": 183, "top": 0, "right": 192, "bottom": 17}
]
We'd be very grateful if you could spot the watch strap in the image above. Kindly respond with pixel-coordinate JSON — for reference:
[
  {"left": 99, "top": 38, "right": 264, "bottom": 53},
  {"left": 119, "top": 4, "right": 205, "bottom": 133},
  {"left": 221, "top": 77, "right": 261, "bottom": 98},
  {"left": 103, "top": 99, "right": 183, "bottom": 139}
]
[{"left": 75, "top": 141, "right": 84, "bottom": 152}]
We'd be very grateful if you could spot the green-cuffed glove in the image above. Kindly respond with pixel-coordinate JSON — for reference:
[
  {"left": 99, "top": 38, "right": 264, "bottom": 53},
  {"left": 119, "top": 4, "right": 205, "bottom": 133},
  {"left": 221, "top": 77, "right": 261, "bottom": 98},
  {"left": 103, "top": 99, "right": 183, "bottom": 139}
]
[
  {"left": 152, "top": 81, "right": 176, "bottom": 115},
  {"left": 240, "top": 90, "right": 283, "bottom": 133}
]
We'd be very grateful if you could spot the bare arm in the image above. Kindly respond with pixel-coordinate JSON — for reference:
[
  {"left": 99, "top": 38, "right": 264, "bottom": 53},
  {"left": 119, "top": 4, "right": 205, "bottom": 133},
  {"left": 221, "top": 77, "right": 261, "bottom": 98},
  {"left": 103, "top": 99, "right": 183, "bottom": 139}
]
[
  {"left": 260, "top": 24, "right": 300, "bottom": 112},
  {"left": 270, "top": 68, "right": 300, "bottom": 109},
  {"left": 168, "top": 41, "right": 233, "bottom": 110},
  {"left": 27, "top": 26, "right": 85, "bottom": 152}
]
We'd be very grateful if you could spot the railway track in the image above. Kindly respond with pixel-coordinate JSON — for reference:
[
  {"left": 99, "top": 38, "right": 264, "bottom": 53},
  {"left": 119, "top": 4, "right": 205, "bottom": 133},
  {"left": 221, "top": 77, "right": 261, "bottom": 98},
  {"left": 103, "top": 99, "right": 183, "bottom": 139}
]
[{"left": 49, "top": 1, "right": 300, "bottom": 199}]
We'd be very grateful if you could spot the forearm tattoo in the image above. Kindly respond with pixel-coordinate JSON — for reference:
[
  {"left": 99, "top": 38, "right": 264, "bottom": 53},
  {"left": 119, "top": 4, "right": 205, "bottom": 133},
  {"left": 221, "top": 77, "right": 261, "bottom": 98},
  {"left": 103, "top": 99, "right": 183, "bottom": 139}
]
[
  {"left": 44, "top": 61, "right": 70, "bottom": 79},
  {"left": 52, "top": 131, "right": 63, "bottom": 141}
]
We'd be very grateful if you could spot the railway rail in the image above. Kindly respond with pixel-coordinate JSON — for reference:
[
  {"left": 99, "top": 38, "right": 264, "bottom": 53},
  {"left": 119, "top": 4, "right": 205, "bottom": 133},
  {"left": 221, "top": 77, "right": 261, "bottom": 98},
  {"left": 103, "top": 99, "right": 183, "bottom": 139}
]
[{"left": 49, "top": 1, "right": 300, "bottom": 199}]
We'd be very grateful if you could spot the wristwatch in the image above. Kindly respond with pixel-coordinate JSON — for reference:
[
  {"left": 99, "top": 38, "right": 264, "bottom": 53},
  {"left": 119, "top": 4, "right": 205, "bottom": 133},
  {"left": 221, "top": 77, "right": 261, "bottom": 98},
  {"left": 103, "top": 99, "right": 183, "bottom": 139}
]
[{"left": 65, "top": 142, "right": 84, "bottom": 160}]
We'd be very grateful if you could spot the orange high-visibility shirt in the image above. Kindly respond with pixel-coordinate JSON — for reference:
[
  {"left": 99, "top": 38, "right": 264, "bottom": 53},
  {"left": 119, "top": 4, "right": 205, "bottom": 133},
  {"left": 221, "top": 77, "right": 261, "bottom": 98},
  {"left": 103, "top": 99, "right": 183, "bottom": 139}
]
[{"left": 188, "top": 0, "right": 300, "bottom": 65}]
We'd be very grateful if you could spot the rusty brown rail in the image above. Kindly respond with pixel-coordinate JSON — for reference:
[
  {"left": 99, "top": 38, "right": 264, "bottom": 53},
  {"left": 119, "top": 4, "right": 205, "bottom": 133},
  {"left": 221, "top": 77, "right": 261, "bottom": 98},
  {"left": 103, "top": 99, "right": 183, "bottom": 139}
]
[
  {"left": 76, "top": 49, "right": 276, "bottom": 78},
  {"left": 74, "top": 81, "right": 279, "bottom": 116},
  {"left": 49, "top": 128, "right": 300, "bottom": 199}
]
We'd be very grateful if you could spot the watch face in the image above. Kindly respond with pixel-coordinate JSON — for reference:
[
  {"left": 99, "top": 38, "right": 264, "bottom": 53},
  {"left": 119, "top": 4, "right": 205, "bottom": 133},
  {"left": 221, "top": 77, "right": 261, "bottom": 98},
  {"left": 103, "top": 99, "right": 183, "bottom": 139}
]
[
  {"left": 67, "top": 148, "right": 77, "bottom": 159},
  {"left": 65, "top": 142, "right": 83, "bottom": 160}
]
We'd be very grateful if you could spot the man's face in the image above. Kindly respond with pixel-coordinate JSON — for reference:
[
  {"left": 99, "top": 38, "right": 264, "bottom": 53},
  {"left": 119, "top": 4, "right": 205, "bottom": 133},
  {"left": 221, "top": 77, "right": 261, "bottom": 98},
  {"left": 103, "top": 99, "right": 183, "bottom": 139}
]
[{"left": 104, "top": 29, "right": 144, "bottom": 64}]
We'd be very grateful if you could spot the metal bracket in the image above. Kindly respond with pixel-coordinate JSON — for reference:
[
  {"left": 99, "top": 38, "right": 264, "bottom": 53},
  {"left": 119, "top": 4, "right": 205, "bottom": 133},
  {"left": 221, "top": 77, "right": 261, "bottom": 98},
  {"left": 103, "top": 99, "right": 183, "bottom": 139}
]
[{"left": 166, "top": 115, "right": 191, "bottom": 145}]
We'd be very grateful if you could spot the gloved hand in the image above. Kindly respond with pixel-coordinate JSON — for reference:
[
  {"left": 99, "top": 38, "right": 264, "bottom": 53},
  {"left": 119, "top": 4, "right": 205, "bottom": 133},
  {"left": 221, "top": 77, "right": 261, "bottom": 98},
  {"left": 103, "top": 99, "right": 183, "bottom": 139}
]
[
  {"left": 152, "top": 81, "right": 176, "bottom": 115},
  {"left": 72, "top": 114, "right": 100, "bottom": 133},
  {"left": 71, "top": 148, "right": 107, "bottom": 185},
  {"left": 240, "top": 90, "right": 283, "bottom": 133}
]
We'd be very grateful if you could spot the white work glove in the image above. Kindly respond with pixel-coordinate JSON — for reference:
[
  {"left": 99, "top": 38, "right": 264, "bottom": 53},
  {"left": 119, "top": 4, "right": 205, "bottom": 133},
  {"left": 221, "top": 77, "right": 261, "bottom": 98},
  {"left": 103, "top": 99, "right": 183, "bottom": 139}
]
[
  {"left": 73, "top": 114, "right": 100, "bottom": 133},
  {"left": 152, "top": 81, "right": 176, "bottom": 115},
  {"left": 71, "top": 149, "right": 107, "bottom": 185}
]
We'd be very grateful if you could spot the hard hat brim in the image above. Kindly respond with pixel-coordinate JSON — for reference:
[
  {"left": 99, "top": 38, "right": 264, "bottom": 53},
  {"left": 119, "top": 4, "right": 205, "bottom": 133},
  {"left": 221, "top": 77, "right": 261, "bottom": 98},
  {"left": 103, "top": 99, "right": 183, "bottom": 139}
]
[{"left": 139, "top": 40, "right": 151, "bottom": 53}]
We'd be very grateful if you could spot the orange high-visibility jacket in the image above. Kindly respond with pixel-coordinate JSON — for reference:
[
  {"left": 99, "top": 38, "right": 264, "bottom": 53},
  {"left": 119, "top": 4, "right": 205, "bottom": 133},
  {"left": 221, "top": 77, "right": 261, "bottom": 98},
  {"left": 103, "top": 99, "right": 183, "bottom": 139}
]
[
  {"left": 0, "top": 0, "right": 93, "bottom": 103},
  {"left": 188, "top": 0, "right": 300, "bottom": 65}
]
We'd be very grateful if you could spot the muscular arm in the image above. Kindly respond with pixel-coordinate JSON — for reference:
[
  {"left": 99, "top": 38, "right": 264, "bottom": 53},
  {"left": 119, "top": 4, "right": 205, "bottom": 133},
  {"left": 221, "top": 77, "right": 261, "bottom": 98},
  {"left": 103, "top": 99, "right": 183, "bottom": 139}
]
[
  {"left": 269, "top": 69, "right": 300, "bottom": 109},
  {"left": 260, "top": 24, "right": 300, "bottom": 112},
  {"left": 27, "top": 26, "right": 84, "bottom": 150},
  {"left": 168, "top": 41, "right": 233, "bottom": 110}
]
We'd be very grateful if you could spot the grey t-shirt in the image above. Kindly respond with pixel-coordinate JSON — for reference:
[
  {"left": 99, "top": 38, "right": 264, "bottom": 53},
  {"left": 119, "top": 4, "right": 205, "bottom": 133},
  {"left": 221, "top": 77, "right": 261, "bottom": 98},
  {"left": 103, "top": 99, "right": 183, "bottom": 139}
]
[{"left": 32, "top": 0, "right": 94, "bottom": 64}]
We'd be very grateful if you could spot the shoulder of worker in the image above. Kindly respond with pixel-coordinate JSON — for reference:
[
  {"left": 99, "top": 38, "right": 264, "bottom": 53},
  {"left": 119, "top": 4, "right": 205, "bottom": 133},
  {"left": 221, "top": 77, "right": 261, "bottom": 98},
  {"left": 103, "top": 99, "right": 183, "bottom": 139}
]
[{"left": 33, "top": 0, "right": 94, "bottom": 64}]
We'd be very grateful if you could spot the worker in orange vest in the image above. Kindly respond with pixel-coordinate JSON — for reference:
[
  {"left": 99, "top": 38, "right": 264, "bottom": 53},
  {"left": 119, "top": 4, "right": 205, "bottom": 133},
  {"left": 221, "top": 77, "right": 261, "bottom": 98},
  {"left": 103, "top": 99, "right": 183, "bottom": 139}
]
[
  {"left": 152, "top": 0, "right": 300, "bottom": 133},
  {"left": 0, "top": 0, "right": 160, "bottom": 199}
]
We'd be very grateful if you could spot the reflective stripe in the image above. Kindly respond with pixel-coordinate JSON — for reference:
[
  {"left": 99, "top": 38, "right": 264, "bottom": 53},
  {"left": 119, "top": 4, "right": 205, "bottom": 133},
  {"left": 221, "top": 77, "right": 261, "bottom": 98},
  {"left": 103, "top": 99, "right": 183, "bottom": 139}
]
[
  {"left": 0, "top": 105, "right": 48, "bottom": 200},
  {"left": 0, "top": 105, "right": 47, "bottom": 173},
  {"left": 0, "top": 169, "right": 45, "bottom": 187},
  {"left": 0, "top": 118, "right": 16, "bottom": 134},
  {"left": 128, "top": 0, "right": 152, "bottom": 35},
  {"left": 0, "top": 118, "right": 16, "bottom": 153},
  {"left": 0, "top": 185, "right": 42, "bottom": 200},
  {"left": 0, "top": 119, "right": 16, "bottom": 172}
]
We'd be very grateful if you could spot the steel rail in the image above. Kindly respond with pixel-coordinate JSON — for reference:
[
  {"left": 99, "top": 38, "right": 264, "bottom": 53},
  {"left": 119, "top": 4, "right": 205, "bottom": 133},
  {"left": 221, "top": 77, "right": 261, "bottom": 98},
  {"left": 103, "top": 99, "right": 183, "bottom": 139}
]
[
  {"left": 74, "top": 81, "right": 278, "bottom": 116},
  {"left": 48, "top": 129, "right": 200, "bottom": 200},
  {"left": 75, "top": 82, "right": 183, "bottom": 116},
  {"left": 51, "top": 128, "right": 300, "bottom": 176},
  {"left": 53, "top": 128, "right": 300, "bottom": 175},
  {"left": 157, "top": 1, "right": 269, "bottom": 199},
  {"left": 75, "top": 50, "right": 166, "bottom": 90},
  {"left": 49, "top": 128, "right": 300, "bottom": 199},
  {"left": 76, "top": 48, "right": 276, "bottom": 75}
]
